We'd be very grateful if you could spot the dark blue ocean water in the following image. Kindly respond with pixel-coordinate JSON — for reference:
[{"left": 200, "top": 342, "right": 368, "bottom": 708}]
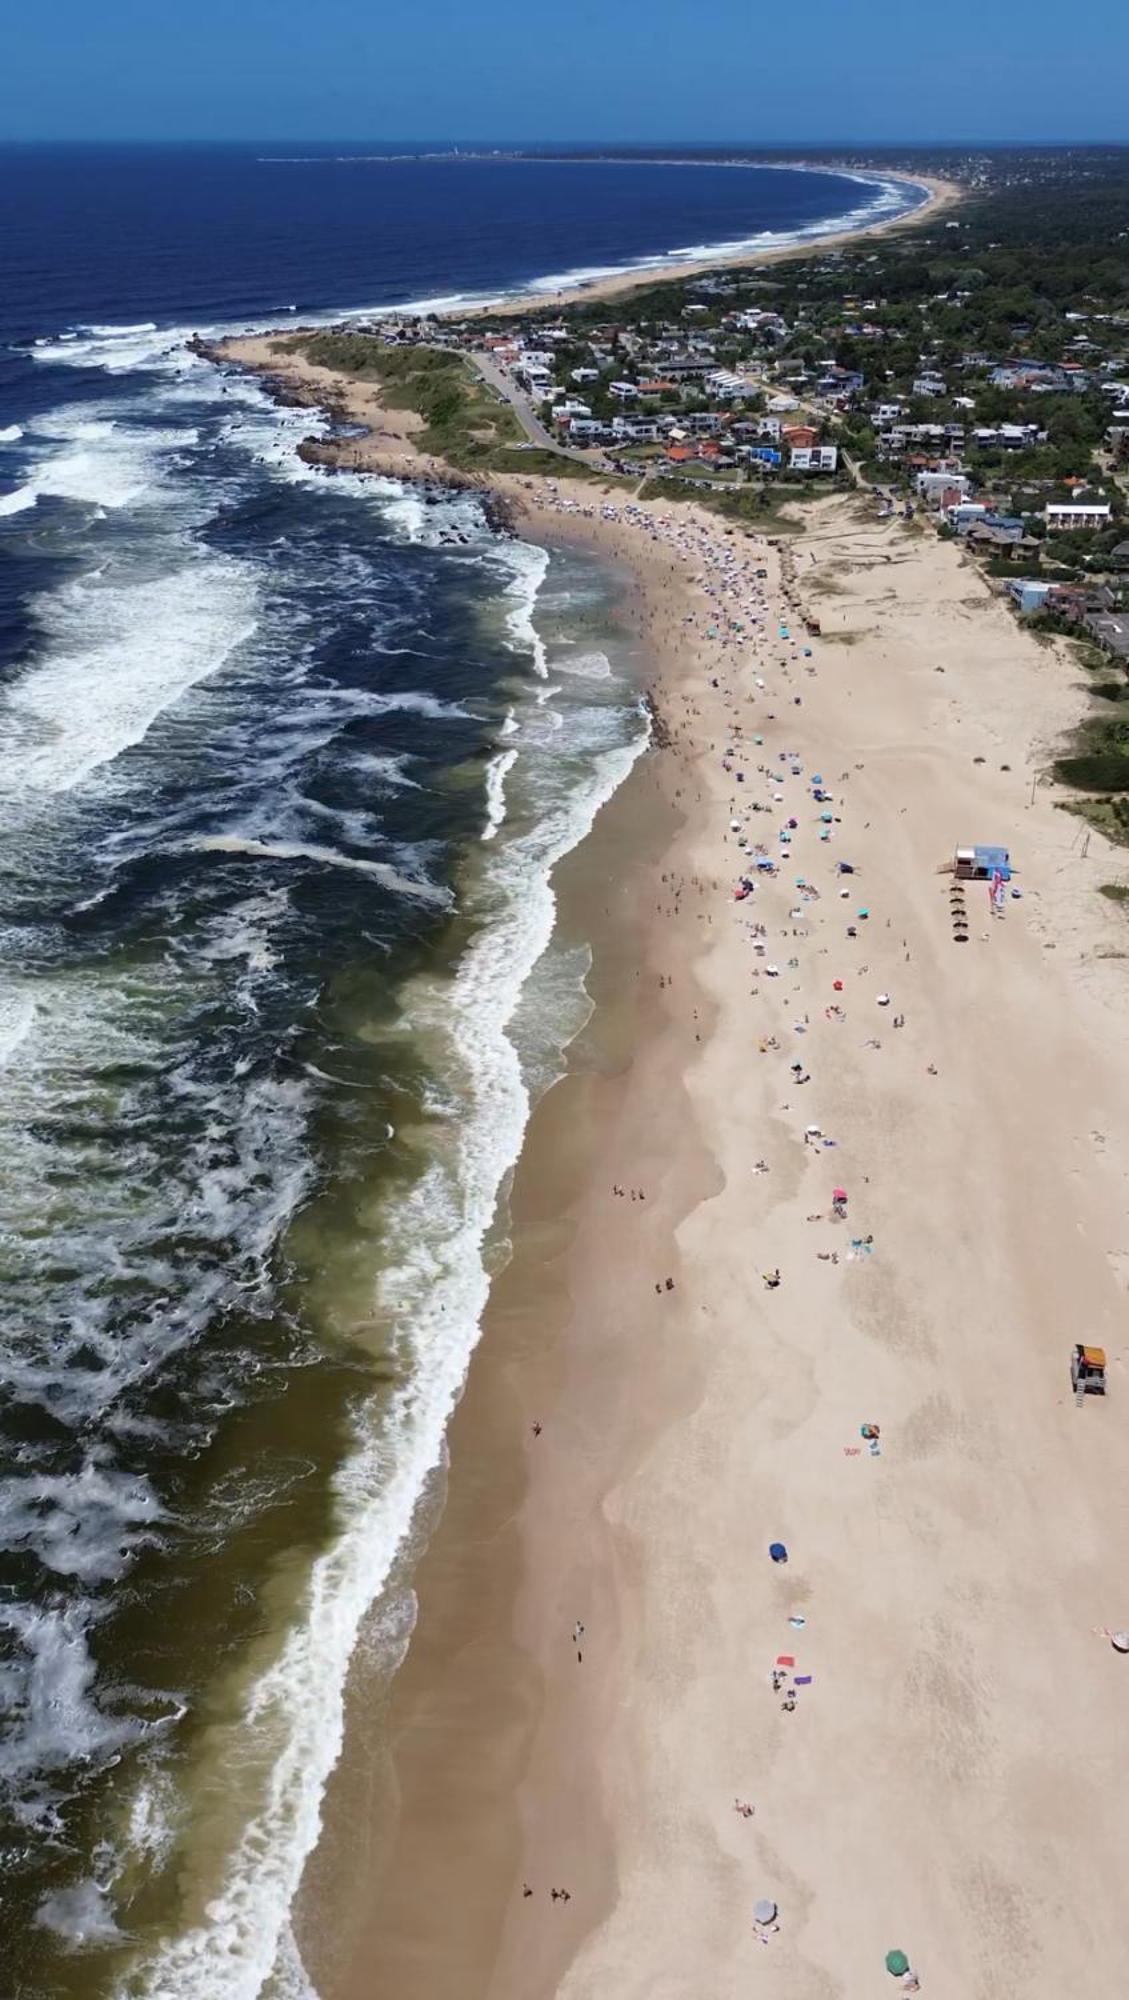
[
  {"left": 0, "top": 148, "right": 922, "bottom": 1999},
  {"left": 0, "top": 143, "right": 921, "bottom": 341}
]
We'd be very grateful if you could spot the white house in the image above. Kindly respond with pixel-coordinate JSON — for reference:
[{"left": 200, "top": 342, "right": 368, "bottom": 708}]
[
  {"left": 1044, "top": 500, "right": 1113, "bottom": 531},
  {"left": 516, "top": 366, "right": 556, "bottom": 396},
  {"left": 790, "top": 445, "right": 839, "bottom": 474},
  {"left": 704, "top": 369, "right": 752, "bottom": 401},
  {"left": 609, "top": 381, "right": 639, "bottom": 401},
  {"left": 917, "top": 469, "right": 971, "bottom": 503}
]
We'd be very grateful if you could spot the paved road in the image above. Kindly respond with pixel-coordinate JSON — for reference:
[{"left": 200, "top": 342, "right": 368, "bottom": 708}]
[{"left": 467, "top": 351, "right": 611, "bottom": 469}]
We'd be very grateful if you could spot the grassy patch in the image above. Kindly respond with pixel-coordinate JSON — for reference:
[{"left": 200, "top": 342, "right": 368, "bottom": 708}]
[
  {"left": 489, "top": 447, "right": 617, "bottom": 481},
  {"left": 1098, "top": 882, "right": 1129, "bottom": 902},
  {"left": 289, "top": 334, "right": 525, "bottom": 470}
]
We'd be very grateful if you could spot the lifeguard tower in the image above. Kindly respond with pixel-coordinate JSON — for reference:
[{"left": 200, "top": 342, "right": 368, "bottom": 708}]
[{"left": 952, "top": 845, "right": 1011, "bottom": 882}]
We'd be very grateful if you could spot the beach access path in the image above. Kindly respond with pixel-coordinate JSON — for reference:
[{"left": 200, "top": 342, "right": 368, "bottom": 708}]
[{"left": 300, "top": 478, "right": 1129, "bottom": 2000}]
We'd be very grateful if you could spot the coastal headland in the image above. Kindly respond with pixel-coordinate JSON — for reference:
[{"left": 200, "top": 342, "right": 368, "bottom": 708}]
[{"left": 211, "top": 231, "right": 1129, "bottom": 1999}]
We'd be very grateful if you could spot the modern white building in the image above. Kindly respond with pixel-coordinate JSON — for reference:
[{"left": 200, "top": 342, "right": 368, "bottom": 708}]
[
  {"left": 790, "top": 445, "right": 839, "bottom": 473},
  {"left": 1044, "top": 500, "right": 1113, "bottom": 530},
  {"left": 704, "top": 369, "right": 753, "bottom": 401}
]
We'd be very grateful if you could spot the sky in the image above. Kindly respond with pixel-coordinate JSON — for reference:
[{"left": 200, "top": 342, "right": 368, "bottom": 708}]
[{"left": 0, "top": 0, "right": 1126, "bottom": 144}]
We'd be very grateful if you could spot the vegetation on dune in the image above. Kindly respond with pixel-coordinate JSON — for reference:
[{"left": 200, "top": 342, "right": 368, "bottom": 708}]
[{"left": 289, "top": 333, "right": 527, "bottom": 469}]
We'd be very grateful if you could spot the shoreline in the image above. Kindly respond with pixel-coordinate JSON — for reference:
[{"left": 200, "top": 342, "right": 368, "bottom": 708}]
[
  {"left": 201, "top": 167, "right": 960, "bottom": 356},
  {"left": 211, "top": 315, "right": 1129, "bottom": 2000},
  {"left": 446, "top": 169, "right": 959, "bottom": 319},
  {"left": 304, "top": 475, "right": 1129, "bottom": 2000}
]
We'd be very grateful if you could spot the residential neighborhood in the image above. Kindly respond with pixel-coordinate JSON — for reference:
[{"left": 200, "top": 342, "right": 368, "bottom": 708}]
[{"left": 337, "top": 155, "right": 1129, "bottom": 664}]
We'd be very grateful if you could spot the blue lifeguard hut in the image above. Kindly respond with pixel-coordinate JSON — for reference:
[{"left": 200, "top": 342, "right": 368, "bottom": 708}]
[{"left": 953, "top": 844, "right": 1011, "bottom": 882}]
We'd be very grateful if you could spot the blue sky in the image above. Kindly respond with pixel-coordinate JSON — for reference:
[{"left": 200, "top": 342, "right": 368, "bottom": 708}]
[{"left": 1, "top": 0, "right": 1126, "bottom": 143}]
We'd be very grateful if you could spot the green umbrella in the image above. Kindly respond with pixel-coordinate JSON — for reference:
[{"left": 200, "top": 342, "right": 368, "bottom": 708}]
[{"left": 886, "top": 1949, "right": 910, "bottom": 1977}]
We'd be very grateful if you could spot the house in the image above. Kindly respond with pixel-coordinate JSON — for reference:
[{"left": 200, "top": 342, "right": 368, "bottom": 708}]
[
  {"left": 965, "top": 520, "right": 1035, "bottom": 557},
  {"left": 611, "top": 415, "right": 660, "bottom": 442},
  {"left": 551, "top": 400, "right": 591, "bottom": 425},
  {"left": 918, "top": 469, "right": 971, "bottom": 504},
  {"left": 971, "top": 424, "right": 1042, "bottom": 450},
  {"left": 782, "top": 424, "right": 819, "bottom": 450},
  {"left": 912, "top": 375, "right": 947, "bottom": 397},
  {"left": 1008, "top": 578, "right": 1055, "bottom": 615},
  {"left": 741, "top": 445, "right": 782, "bottom": 467},
  {"left": 636, "top": 379, "right": 678, "bottom": 400},
  {"left": 1084, "top": 612, "right": 1129, "bottom": 662},
  {"left": 1044, "top": 500, "right": 1113, "bottom": 531},
  {"left": 790, "top": 445, "right": 839, "bottom": 474},
  {"left": 608, "top": 381, "right": 639, "bottom": 401},
  {"left": 704, "top": 369, "right": 752, "bottom": 401}
]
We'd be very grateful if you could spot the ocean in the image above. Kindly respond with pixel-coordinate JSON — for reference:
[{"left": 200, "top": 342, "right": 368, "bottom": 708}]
[{"left": 0, "top": 145, "right": 924, "bottom": 1997}]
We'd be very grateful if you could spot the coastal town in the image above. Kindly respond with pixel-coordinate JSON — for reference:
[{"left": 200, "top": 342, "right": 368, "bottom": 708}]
[{"left": 313, "top": 152, "right": 1129, "bottom": 682}]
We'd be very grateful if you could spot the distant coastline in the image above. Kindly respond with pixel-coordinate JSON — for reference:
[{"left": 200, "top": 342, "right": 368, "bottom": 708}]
[
  {"left": 438, "top": 167, "right": 956, "bottom": 319},
  {"left": 245, "top": 156, "right": 952, "bottom": 322}
]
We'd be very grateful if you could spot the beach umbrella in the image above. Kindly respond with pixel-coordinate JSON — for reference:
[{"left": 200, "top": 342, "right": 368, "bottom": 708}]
[
  {"left": 769, "top": 1542, "right": 788, "bottom": 1564},
  {"left": 885, "top": 1950, "right": 910, "bottom": 1977},
  {"left": 833, "top": 1188, "right": 848, "bottom": 1204},
  {"left": 753, "top": 1900, "right": 778, "bottom": 1925},
  {"left": 1112, "top": 1631, "right": 1129, "bottom": 1653}
]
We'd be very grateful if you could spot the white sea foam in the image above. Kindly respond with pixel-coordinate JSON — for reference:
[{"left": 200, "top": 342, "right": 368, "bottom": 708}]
[
  {"left": 0, "top": 987, "right": 37, "bottom": 1064},
  {"left": 0, "top": 1602, "right": 136, "bottom": 1796},
  {"left": 122, "top": 596, "right": 650, "bottom": 2000},
  {"left": 0, "top": 1461, "right": 162, "bottom": 1583},
  {"left": 558, "top": 649, "right": 613, "bottom": 681},
  {"left": 37, "top": 1879, "right": 125, "bottom": 1947},
  {"left": 0, "top": 409, "right": 197, "bottom": 517},
  {"left": 0, "top": 558, "right": 259, "bottom": 794},
  {"left": 0, "top": 423, "right": 24, "bottom": 443},
  {"left": 482, "top": 745, "right": 519, "bottom": 841},
  {"left": 496, "top": 540, "right": 550, "bottom": 676},
  {"left": 190, "top": 836, "right": 451, "bottom": 904}
]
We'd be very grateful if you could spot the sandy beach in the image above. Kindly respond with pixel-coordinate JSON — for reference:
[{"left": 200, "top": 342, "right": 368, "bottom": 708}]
[
  {"left": 217, "top": 334, "right": 1129, "bottom": 2000},
  {"left": 457, "top": 170, "right": 961, "bottom": 318}
]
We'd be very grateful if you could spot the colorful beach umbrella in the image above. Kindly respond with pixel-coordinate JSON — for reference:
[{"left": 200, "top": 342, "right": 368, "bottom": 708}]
[
  {"left": 754, "top": 1899, "right": 778, "bottom": 1925},
  {"left": 885, "top": 1950, "right": 910, "bottom": 1977}
]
